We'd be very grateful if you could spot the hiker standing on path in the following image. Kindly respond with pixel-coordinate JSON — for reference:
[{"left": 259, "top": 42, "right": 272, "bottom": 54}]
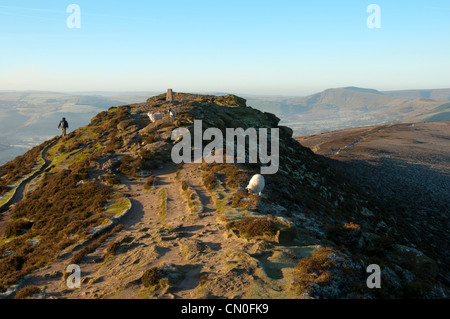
[{"left": 58, "top": 117, "right": 69, "bottom": 137}]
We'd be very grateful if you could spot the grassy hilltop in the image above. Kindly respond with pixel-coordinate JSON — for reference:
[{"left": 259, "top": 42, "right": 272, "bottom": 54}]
[{"left": 0, "top": 92, "right": 447, "bottom": 299}]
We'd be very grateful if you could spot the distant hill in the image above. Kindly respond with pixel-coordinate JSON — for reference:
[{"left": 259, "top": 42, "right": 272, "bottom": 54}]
[
  {"left": 246, "top": 87, "right": 450, "bottom": 137},
  {"left": 2, "top": 88, "right": 449, "bottom": 164}
]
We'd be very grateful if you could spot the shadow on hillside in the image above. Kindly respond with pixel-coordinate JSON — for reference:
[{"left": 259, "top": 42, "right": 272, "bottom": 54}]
[
  {"left": 320, "top": 154, "right": 450, "bottom": 280},
  {"left": 323, "top": 156, "right": 449, "bottom": 213}
]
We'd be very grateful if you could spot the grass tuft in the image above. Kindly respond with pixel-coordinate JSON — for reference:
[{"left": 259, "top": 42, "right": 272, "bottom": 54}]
[
  {"left": 291, "top": 247, "right": 337, "bottom": 294},
  {"left": 226, "top": 216, "right": 277, "bottom": 239},
  {"left": 142, "top": 267, "right": 162, "bottom": 288},
  {"left": 14, "top": 285, "right": 41, "bottom": 299}
]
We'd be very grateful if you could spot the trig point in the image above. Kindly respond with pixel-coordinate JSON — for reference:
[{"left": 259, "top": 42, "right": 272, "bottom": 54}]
[{"left": 166, "top": 89, "right": 174, "bottom": 102}]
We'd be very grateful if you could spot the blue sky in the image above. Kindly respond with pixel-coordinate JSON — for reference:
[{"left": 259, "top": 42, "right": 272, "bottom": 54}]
[{"left": 0, "top": 0, "right": 449, "bottom": 95}]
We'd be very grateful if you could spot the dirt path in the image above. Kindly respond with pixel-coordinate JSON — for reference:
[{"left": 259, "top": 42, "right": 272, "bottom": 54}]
[
  {"left": 101, "top": 162, "right": 241, "bottom": 299},
  {"left": 15, "top": 161, "right": 245, "bottom": 299},
  {"left": 0, "top": 138, "right": 58, "bottom": 235},
  {"left": 3, "top": 155, "right": 316, "bottom": 299}
]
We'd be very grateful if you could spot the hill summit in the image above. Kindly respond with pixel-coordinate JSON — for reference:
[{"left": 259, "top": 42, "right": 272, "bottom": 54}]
[{"left": 0, "top": 92, "right": 447, "bottom": 299}]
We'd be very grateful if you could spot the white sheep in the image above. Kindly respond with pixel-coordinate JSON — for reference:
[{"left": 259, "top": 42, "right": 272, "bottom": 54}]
[
  {"left": 148, "top": 112, "right": 163, "bottom": 123},
  {"left": 169, "top": 108, "right": 177, "bottom": 119},
  {"left": 245, "top": 174, "right": 265, "bottom": 196}
]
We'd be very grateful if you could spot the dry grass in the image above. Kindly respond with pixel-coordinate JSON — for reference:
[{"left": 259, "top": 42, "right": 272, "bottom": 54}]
[
  {"left": 291, "top": 247, "right": 337, "bottom": 294},
  {"left": 142, "top": 267, "right": 162, "bottom": 288},
  {"left": 141, "top": 133, "right": 157, "bottom": 144},
  {"left": 200, "top": 161, "right": 251, "bottom": 191},
  {"left": 344, "top": 222, "right": 361, "bottom": 230},
  {"left": 202, "top": 170, "right": 217, "bottom": 190},
  {"left": 226, "top": 216, "right": 277, "bottom": 239},
  {"left": 180, "top": 180, "right": 203, "bottom": 217},
  {"left": 0, "top": 103, "right": 137, "bottom": 292},
  {"left": 231, "top": 191, "right": 259, "bottom": 211},
  {"left": 103, "top": 130, "right": 123, "bottom": 155},
  {"left": 0, "top": 140, "right": 52, "bottom": 196},
  {"left": 144, "top": 175, "right": 156, "bottom": 190},
  {"left": 119, "top": 155, "right": 140, "bottom": 178},
  {"left": 0, "top": 103, "right": 160, "bottom": 292},
  {"left": 139, "top": 149, "right": 154, "bottom": 161},
  {"left": 175, "top": 163, "right": 183, "bottom": 179},
  {"left": 0, "top": 158, "right": 114, "bottom": 292},
  {"left": 14, "top": 285, "right": 41, "bottom": 299},
  {"left": 103, "top": 175, "right": 121, "bottom": 185},
  {"left": 69, "top": 224, "right": 124, "bottom": 265},
  {"left": 3, "top": 220, "right": 34, "bottom": 238},
  {"left": 104, "top": 241, "right": 121, "bottom": 258}
]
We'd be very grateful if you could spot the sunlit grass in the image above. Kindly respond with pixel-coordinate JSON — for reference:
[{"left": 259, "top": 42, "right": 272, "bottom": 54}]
[{"left": 159, "top": 188, "right": 167, "bottom": 223}]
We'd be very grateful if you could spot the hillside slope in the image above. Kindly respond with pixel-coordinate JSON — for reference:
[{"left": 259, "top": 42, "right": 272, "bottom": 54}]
[
  {"left": 0, "top": 93, "right": 448, "bottom": 299},
  {"left": 297, "top": 121, "right": 450, "bottom": 288},
  {"left": 0, "top": 91, "right": 153, "bottom": 165}
]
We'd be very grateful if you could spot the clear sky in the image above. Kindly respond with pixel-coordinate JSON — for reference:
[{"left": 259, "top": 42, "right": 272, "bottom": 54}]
[{"left": 0, "top": 0, "right": 449, "bottom": 95}]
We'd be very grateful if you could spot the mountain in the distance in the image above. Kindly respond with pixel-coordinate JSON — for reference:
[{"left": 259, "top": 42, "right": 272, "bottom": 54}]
[
  {"left": 246, "top": 87, "right": 450, "bottom": 136},
  {"left": 2, "top": 88, "right": 449, "bottom": 165}
]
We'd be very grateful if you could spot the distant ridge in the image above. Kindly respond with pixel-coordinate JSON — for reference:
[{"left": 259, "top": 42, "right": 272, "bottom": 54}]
[
  {"left": 246, "top": 86, "right": 450, "bottom": 136},
  {"left": 382, "top": 88, "right": 450, "bottom": 101},
  {"left": 342, "top": 86, "right": 384, "bottom": 95}
]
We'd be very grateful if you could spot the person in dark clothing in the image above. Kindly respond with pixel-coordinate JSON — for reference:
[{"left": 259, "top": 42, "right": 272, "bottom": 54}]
[{"left": 58, "top": 117, "right": 69, "bottom": 137}]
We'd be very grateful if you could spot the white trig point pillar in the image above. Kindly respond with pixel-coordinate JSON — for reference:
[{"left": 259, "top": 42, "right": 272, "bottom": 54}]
[{"left": 167, "top": 89, "right": 174, "bottom": 102}]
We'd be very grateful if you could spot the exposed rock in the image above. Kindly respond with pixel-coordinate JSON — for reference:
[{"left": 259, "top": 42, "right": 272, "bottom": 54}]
[{"left": 273, "top": 217, "right": 298, "bottom": 244}]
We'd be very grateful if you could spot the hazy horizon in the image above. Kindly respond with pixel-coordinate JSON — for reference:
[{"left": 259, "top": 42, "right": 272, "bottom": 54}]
[{"left": 1, "top": 85, "right": 450, "bottom": 99}]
